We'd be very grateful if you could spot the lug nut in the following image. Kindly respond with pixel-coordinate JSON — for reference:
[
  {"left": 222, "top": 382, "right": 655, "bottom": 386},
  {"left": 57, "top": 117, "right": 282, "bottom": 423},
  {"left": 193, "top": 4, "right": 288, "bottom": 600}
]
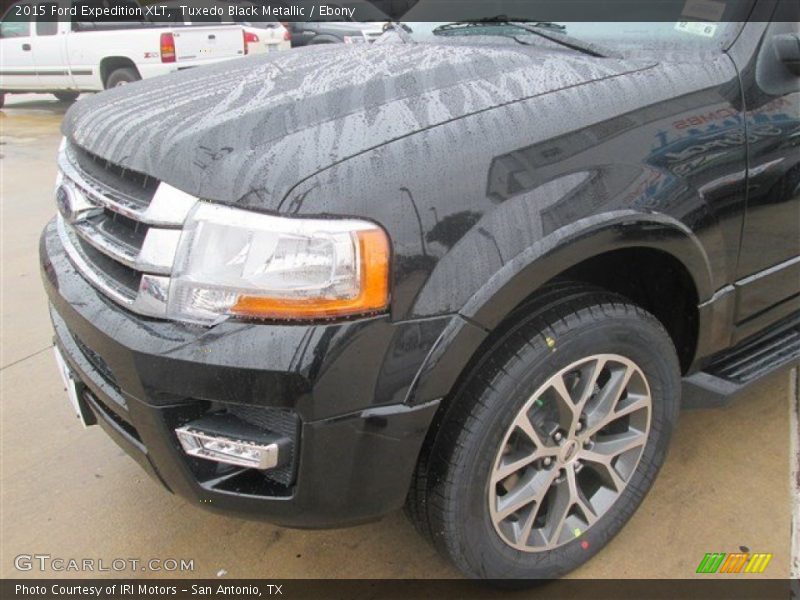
[
  {"left": 553, "top": 431, "right": 563, "bottom": 442},
  {"left": 576, "top": 421, "right": 583, "bottom": 432},
  {"left": 543, "top": 457, "right": 553, "bottom": 467}
]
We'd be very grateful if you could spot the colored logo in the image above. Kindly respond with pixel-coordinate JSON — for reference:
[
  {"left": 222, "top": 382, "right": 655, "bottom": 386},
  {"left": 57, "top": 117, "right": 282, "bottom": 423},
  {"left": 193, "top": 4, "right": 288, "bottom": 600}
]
[{"left": 696, "top": 552, "right": 773, "bottom": 574}]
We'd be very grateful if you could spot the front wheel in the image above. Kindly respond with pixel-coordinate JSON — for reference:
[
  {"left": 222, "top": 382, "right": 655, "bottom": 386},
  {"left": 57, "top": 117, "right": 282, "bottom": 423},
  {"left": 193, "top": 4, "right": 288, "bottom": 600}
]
[
  {"left": 105, "top": 67, "right": 140, "bottom": 89},
  {"left": 409, "top": 285, "right": 680, "bottom": 580}
]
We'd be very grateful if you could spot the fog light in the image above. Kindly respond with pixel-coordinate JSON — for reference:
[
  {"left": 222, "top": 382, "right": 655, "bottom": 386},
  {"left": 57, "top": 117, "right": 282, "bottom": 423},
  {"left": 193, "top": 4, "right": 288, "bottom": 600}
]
[{"left": 175, "top": 415, "right": 287, "bottom": 470}]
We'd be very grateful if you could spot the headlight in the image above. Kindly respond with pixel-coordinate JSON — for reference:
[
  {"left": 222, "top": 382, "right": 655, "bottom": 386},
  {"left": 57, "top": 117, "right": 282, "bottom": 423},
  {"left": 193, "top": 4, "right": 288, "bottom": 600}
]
[{"left": 167, "top": 203, "right": 390, "bottom": 323}]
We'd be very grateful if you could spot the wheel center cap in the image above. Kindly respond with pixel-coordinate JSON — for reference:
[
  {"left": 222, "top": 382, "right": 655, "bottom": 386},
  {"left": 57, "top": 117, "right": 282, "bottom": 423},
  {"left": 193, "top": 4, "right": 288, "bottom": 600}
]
[{"left": 560, "top": 439, "right": 579, "bottom": 463}]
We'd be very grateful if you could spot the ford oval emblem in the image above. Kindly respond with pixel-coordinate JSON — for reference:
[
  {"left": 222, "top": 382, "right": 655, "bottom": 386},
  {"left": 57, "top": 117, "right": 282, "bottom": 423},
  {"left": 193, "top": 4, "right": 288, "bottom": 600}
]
[{"left": 55, "top": 184, "right": 74, "bottom": 221}]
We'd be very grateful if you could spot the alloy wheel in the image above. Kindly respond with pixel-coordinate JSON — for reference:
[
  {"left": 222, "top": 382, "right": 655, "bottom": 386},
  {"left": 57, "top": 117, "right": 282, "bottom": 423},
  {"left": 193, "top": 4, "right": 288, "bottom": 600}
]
[{"left": 488, "top": 354, "right": 652, "bottom": 552}]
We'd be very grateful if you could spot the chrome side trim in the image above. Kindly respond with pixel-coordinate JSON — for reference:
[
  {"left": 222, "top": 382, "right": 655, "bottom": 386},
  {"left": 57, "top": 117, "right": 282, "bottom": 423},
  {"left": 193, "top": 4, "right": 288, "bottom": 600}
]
[{"left": 734, "top": 254, "right": 800, "bottom": 288}]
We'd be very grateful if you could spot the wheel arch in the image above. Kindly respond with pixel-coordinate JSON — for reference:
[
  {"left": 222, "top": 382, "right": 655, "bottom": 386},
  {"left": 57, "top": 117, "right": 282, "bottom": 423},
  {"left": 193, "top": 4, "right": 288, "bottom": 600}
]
[
  {"left": 406, "top": 213, "right": 712, "bottom": 409},
  {"left": 461, "top": 211, "right": 712, "bottom": 329},
  {"left": 99, "top": 56, "right": 140, "bottom": 88}
]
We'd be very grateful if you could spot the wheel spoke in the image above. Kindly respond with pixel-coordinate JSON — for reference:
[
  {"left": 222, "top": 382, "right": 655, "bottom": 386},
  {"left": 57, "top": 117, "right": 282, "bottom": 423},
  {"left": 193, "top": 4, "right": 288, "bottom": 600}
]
[
  {"left": 514, "top": 411, "right": 546, "bottom": 449},
  {"left": 494, "top": 452, "right": 539, "bottom": 482},
  {"left": 544, "top": 466, "right": 578, "bottom": 545},
  {"left": 583, "top": 365, "right": 634, "bottom": 436},
  {"left": 587, "top": 430, "right": 647, "bottom": 459},
  {"left": 578, "top": 449, "right": 626, "bottom": 492},
  {"left": 493, "top": 410, "right": 555, "bottom": 483},
  {"left": 515, "top": 499, "right": 540, "bottom": 546},
  {"left": 551, "top": 374, "right": 578, "bottom": 432},
  {"left": 575, "top": 357, "right": 607, "bottom": 413},
  {"left": 496, "top": 467, "right": 559, "bottom": 521},
  {"left": 576, "top": 495, "right": 598, "bottom": 527},
  {"left": 611, "top": 394, "right": 650, "bottom": 420}
]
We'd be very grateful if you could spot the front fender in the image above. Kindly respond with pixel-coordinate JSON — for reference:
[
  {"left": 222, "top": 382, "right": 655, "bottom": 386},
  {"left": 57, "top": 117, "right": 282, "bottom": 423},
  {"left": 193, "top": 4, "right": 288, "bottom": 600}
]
[{"left": 402, "top": 210, "right": 714, "bottom": 407}]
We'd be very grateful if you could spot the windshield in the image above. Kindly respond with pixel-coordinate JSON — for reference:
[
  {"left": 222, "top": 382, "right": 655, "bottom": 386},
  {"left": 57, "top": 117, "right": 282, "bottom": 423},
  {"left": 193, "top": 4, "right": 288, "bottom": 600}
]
[{"left": 398, "top": 22, "right": 747, "bottom": 53}]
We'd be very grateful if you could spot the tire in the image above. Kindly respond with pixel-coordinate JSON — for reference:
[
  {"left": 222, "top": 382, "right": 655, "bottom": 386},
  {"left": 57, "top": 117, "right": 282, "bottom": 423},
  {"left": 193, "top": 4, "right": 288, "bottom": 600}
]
[
  {"left": 53, "top": 92, "right": 79, "bottom": 103},
  {"left": 105, "top": 67, "right": 140, "bottom": 89},
  {"left": 0, "top": 93, "right": 4, "bottom": 109},
  {"left": 408, "top": 284, "right": 680, "bottom": 580}
]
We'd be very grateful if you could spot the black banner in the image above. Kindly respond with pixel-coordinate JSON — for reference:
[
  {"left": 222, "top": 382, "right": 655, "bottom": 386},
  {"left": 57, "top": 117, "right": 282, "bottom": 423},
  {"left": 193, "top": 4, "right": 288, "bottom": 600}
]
[
  {"left": 1, "top": 579, "right": 799, "bottom": 600},
  {"left": 0, "top": 0, "right": 798, "bottom": 23}
]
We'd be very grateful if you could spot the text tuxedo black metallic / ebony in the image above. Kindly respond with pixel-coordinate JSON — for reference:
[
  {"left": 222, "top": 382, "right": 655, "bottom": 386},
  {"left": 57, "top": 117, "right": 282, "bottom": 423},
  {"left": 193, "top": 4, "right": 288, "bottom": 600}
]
[{"left": 40, "top": 5, "right": 799, "bottom": 580}]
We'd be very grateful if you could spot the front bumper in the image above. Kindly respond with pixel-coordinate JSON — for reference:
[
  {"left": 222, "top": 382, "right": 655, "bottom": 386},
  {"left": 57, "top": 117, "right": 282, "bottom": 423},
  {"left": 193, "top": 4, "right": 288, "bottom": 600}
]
[{"left": 40, "top": 218, "right": 446, "bottom": 528}]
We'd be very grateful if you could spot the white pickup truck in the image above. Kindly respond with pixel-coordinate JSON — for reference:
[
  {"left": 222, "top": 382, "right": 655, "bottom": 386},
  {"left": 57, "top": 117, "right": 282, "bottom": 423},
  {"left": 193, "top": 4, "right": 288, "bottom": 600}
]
[{"left": 0, "top": 0, "right": 246, "bottom": 107}]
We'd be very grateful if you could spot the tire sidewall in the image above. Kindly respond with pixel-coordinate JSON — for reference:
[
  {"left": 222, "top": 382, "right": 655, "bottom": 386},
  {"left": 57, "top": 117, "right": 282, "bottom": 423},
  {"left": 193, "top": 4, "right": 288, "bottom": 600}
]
[{"left": 441, "top": 306, "right": 680, "bottom": 579}]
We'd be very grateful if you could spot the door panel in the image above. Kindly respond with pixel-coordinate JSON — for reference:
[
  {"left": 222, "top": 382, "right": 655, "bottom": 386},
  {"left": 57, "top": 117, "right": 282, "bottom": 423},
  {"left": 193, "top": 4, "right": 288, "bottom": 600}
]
[
  {"left": 733, "top": 16, "right": 800, "bottom": 330},
  {"left": 31, "top": 4, "right": 71, "bottom": 89}
]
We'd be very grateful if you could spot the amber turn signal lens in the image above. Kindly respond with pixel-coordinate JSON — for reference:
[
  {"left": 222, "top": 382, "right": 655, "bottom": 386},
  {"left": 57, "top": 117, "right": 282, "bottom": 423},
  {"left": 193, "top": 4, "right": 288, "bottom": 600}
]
[{"left": 231, "top": 229, "right": 390, "bottom": 320}]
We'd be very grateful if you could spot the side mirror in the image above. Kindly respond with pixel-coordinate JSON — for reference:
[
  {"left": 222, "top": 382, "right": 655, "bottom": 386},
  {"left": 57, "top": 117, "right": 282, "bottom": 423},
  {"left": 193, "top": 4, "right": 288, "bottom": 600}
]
[{"left": 773, "top": 33, "right": 800, "bottom": 75}]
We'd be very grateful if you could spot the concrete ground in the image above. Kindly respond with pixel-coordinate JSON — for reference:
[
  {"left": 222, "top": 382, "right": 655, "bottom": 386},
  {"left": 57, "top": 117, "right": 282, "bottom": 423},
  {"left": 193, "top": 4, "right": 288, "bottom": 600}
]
[{"left": 0, "top": 93, "right": 796, "bottom": 581}]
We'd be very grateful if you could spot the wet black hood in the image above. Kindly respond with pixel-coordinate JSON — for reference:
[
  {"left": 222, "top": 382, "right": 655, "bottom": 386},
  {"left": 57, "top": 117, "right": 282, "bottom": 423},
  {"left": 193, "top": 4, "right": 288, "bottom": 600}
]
[{"left": 63, "top": 43, "right": 652, "bottom": 210}]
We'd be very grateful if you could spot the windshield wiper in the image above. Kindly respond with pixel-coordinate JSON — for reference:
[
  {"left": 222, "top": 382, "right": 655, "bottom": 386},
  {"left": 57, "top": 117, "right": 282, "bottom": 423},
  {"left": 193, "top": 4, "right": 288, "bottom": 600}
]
[
  {"left": 385, "top": 21, "right": 414, "bottom": 44},
  {"left": 433, "top": 17, "right": 620, "bottom": 59},
  {"left": 436, "top": 17, "right": 567, "bottom": 33}
]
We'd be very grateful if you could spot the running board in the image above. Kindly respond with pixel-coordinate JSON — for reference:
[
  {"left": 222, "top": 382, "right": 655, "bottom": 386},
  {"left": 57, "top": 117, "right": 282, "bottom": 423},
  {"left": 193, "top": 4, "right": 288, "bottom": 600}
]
[{"left": 682, "top": 316, "right": 800, "bottom": 408}]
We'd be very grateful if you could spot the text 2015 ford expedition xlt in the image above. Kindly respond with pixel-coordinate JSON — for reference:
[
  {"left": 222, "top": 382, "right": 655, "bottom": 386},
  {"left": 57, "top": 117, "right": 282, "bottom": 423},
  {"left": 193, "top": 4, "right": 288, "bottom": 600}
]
[{"left": 40, "top": 6, "right": 799, "bottom": 581}]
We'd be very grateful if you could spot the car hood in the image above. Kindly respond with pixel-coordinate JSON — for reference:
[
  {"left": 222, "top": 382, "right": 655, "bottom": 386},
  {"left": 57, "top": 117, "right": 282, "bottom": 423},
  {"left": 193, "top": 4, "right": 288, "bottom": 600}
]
[{"left": 63, "top": 43, "right": 652, "bottom": 209}]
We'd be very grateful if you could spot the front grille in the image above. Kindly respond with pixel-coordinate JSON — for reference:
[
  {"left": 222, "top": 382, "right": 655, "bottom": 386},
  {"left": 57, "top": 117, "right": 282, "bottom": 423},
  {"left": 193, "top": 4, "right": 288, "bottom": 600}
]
[
  {"left": 68, "top": 144, "right": 159, "bottom": 208},
  {"left": 57, "top": 141, "right": 197, "bottom": 317}
]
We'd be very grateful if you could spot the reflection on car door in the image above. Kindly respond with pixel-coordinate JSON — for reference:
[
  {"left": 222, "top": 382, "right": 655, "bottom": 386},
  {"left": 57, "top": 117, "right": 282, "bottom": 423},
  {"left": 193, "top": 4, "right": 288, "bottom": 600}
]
[
  {"left": 732, "top": 14, "right": 800, "bottom": 339},
  {"left": 0, "top": 3, "right": 38, "bottom": 91}
]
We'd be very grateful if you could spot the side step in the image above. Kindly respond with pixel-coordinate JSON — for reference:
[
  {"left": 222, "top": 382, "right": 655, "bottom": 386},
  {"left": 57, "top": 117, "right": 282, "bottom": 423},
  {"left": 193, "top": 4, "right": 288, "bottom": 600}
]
[{"left": 682, "top": 317, "right": 800, "bottom": 408}]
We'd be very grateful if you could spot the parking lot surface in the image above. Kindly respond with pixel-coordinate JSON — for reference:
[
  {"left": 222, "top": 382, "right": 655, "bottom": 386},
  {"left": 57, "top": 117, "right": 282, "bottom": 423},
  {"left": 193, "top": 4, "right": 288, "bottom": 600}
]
[{"left": 0, "top": 94, "right": 795, "bottom": 580}]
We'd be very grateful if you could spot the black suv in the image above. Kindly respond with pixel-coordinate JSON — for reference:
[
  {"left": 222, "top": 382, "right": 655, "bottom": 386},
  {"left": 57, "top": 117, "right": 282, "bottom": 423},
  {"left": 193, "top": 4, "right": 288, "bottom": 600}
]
[{"left": 41, "top": 7, "right": 799, "bottom": 581}]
